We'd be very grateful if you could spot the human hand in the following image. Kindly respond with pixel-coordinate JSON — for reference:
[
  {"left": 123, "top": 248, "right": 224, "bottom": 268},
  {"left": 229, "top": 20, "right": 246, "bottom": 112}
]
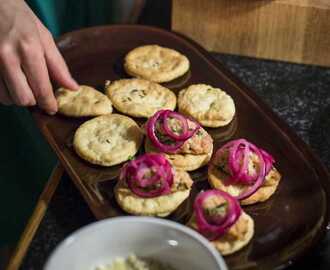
[{"left": 0, "top": 0, "right": 79, "bottom": 114}]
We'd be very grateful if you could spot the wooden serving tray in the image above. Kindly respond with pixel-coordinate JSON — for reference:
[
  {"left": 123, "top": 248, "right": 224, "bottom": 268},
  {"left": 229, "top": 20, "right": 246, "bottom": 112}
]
[{"left": 31, "top": 25, "right": 330, "bottom": 270}]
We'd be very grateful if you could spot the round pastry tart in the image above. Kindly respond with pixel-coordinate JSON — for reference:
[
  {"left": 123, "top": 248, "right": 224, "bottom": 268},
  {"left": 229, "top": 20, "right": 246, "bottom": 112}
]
[
  {"left": 208, "top": 139, "right": 281, "bottom": 205},
  {"left": 188, "top": 189, "right": 254, "bottom": 255},
  {"left": 115, "top": 153, "right": 193, "bottom": 217},
  {"left": 144, "top": 110, "right": 213, "bottom": 171}
]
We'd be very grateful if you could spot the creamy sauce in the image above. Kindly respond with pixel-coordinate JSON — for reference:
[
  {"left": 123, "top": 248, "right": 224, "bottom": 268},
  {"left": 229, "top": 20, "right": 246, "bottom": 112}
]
[{"left": 95, "top": 254, "right": 176, "bottom": 270}]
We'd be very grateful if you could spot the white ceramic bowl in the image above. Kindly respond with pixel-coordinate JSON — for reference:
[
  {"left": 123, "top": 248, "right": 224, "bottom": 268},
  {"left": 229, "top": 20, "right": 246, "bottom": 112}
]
[{"left": 44, "top": 216, "right": 227, "bottom": 270}]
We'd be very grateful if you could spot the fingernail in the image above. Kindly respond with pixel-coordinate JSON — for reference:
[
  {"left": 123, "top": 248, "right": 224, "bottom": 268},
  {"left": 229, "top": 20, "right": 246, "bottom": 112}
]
[
  {"left": 48, "top": 111, "right": 56, "bottom": 115},
  {"left": 72, "top": 78, "right": 80, "bottom": 90}
]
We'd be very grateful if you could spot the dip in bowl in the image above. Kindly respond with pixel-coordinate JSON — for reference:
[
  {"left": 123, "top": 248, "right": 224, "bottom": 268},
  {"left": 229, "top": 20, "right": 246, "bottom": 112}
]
[{"left": 44, "top": 216, "right": 227, "bottom": 270}]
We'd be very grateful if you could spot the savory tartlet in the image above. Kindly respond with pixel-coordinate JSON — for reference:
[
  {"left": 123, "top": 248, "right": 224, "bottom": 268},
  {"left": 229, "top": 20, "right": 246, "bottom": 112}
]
[
  {"left": 124, "top": 45, "right": 190, "bottom": 83},
  {"left": 105, "top": 78, "right": 176, "bottom": 118},
  {"left": 114, "top": 153, "right": 193, "bottom": 217},
  {"left": 208, "top": 139, "right": 281, "bottom": 205},
  {"left": 73, "top": 114, "right": 143, "bottom": 166},
  {"left": 188, "top": 190, "right": 254, "bottom": 255},
  {"left": 144, "top": 110, "right": 213, "bottom": 171},
  {"left": 178, "top": 84, "right": 235, "bottom": 127},
  {"left": 56, "top": 85, "right": 112, "bottom": 117}
]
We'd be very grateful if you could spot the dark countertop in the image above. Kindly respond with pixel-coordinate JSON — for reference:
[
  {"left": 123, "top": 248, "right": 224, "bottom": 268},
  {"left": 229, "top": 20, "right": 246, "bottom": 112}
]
[{"left": 20, "top": 53, "right": 330, "bottom": 270}]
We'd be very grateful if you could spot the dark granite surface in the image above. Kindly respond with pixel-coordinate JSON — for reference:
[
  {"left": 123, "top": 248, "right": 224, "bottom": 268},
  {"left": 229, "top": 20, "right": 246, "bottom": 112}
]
[{"left": 20, "top": 54, "right": 330, "bottom": 270}]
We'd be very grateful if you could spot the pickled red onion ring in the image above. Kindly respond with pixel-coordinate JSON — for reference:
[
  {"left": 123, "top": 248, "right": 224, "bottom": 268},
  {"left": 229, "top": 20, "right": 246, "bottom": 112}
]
[
  {"left": 162, "top": 110, "right": 189, "bottom": 140},
  {"left": 260, "top": 148, "right": 275, "bottom": 174},
  {"left": 119, "top": 153, "right": 174, "bottom": 198},
  {"left": 215, "top": 139, "right": 275, "bottom": 200},
  {"left": 194, "top": 190, "right": 242, "bottom": 241},
  {"left": 236, "top": 144, "right": 265, "bottom": 200},
  {"left": 146, "top": 110, "right": 200, "bottom": 153},
  {"left": 146, "top": 110, "right": 184, "bottom": 153}
]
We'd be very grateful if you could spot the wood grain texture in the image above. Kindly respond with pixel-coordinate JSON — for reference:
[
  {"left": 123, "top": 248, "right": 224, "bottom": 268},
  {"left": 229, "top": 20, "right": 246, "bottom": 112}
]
[
  {"left": 5, "top": 164, "right": 63, "bottom": 270},
  {"left": 172, "top": 0, "right": 330, "bottom": 66}
]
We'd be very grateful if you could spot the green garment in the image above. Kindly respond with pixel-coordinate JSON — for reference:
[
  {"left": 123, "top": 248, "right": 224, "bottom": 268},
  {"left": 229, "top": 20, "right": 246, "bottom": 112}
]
[
  {"left": 0, "top": 0, "right": 122, "bottom": 254},
  {"left": 26, "top": 0, "right": 121, "bottom": 37}
]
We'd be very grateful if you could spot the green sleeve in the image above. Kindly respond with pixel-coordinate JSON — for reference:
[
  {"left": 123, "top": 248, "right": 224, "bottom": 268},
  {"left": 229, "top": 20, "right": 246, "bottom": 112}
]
[
  {"left": 0, "top": 0, "right": 138, "bottom": 250},
  {"left": 26, "top": 0, "right": 119, "bottom": 37},
  {"left": 0, "top": 0, "right": 121, "bottom": 248}
]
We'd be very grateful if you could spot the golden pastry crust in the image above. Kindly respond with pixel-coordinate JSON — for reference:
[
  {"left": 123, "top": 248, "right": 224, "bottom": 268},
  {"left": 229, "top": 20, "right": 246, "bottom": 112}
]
[
  {"left": 208, "top": 159, "right": 281, "bottom": 205},
  {"left": 73, "top": 114, "right": 143, "bottom": 166},
  {"left": 145, "top": 138, "right": 212, "bottom": 171},
  {"left": 55, "top": 85, "right": 112, "bottom": 117},
  {"left": 178, "top": 84, "right": 235, "bottom": 127},
  {"left": 105, "top": 79, "right": 176, "bottom": 118},
  {"left": 188, "top": 211, "right": 254, "bottom": 255},
  {"left": 124, "top": 45, "right": 190, "bottom": 83},
  {"left": 114, "top": 170, "right": 193, "bottom": 216},
  {"left": 212, "top": 212, "right": 254, "bottom": 255}
]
